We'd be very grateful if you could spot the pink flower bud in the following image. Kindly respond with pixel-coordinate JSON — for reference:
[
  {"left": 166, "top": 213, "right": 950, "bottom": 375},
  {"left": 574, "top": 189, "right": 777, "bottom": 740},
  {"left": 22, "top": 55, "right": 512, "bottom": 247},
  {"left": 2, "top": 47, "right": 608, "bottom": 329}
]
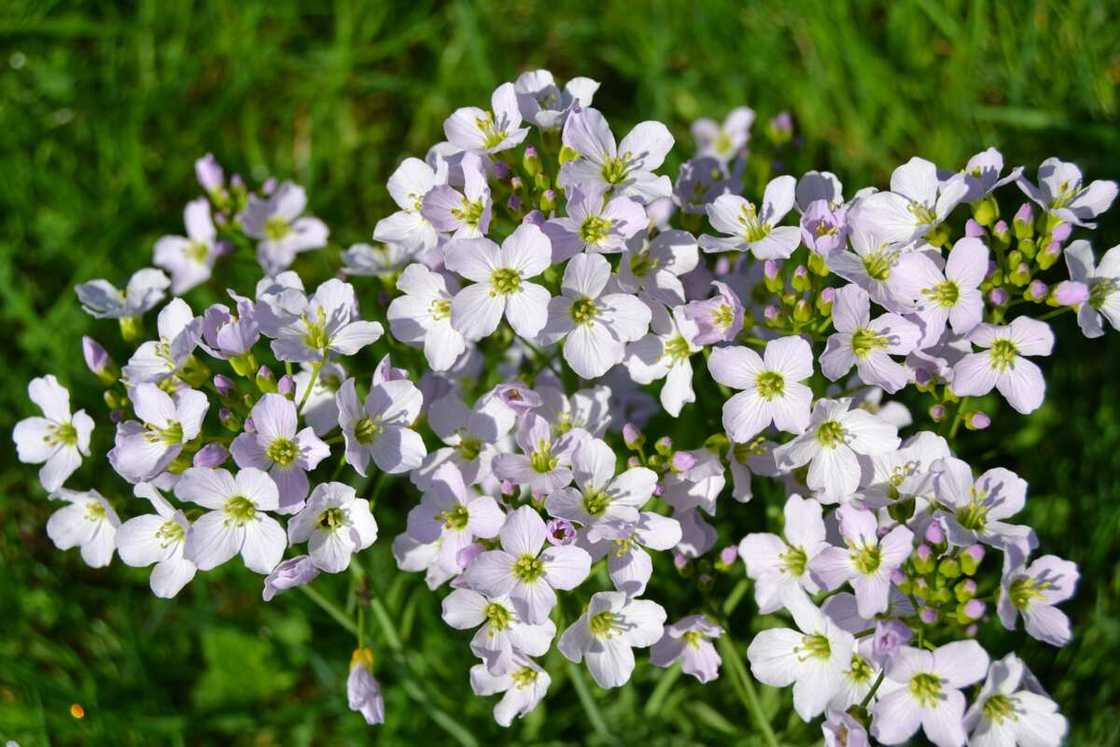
[
  {"left": 546, "top": 519, "right": 577, "bottom": 546},
  {"left": 492, "top": 160, "right": 511, "bottom": 180},
  {"left": 965, "top": 544, "right": 985, "bottom": 563},
  {"left": 1014, "top": 202, "right": 1034, "bottom": 226},
  {"left": 924, "top": 522, "right": 945, "bottom": 545},
  {"left": 1051, "top": 222, "right": 1072, "bottom": 243},
  {"left": 929, "top": 404, "right": 946, "bottom": 422},
  {"left": 673, "top": 552, "right": 689, "bottom": 570},
  {"left": 627, "top": 456, "right": 641, "bottom": 468},
  {"left": 193, "top": 443, "right": 229, "bottom": 469},
  {"left": 506, "top": 195, "right": 522, "bottom": 212},
  {"left": 988, "top": 287, "right": 1010, "bottom": 306},
  {"left": 623, "top": 423, "right": 643, "bottom": 449},
  {"left": 1054, "top": 280, "right": 1090, "bottom": 306},
  {"left": 277, "top": 375, "right": 295, "bottom": 396},
  {"left": 719, "top": 545, "right": 739, "bottom": 565},
  {"left": 213, "top": 374, "right": 235, "bottom": 397},
  {"left": 763, "top": 304, "right": 780, "bottom": 321},
  {"left": 918, "top": 607, "right": 938, "bottom": 625},
  {"left": 966, "top": 411, "right": 991, "bottom": 430},
  {"left": 764, "top": 259, "right": 781, "bottom": 279},
  {"left": 963, "top": 599, "right": 986, "bottom": 620},
  {"left": 672, "top": 451, "right": 698, "bottom": 472},
  {"left": 194, "top": 153, "right": 224, "bottom": 192},
  {"left": 1027, "top": 280, "right": 1048, "bottom": 301},
  {"left": 965, "top": 219, "right": 986, "bottom": 238},
  {"left": 81, "top": 336, "right": 112, "bottom": 376},
  {"left": 500, "top": 479, "right": 516, "bottom": 496}
]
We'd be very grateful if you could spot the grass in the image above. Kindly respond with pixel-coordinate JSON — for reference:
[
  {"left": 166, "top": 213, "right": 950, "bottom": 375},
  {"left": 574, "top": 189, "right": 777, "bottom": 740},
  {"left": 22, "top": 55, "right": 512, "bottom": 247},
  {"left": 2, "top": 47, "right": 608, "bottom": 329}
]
[{"left": 1, "top": 0, "right": 1119, "bottom": 744}]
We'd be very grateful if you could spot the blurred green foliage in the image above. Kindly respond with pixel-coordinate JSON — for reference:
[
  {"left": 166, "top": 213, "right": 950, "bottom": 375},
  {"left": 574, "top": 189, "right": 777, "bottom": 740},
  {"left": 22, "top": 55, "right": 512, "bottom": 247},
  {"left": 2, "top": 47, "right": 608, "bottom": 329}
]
[{"left": 2, "top": 0, "right": 1119, "bottom": 744}]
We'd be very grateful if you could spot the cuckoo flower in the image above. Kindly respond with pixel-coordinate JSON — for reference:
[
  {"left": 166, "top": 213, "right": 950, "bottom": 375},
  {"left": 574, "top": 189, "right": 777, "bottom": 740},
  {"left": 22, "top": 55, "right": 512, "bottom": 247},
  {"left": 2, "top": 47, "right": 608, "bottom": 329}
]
[
  {"left": 960, "top": 147, "right": 1023, "bottom": 203},
  {"left": 811, "top": 504, "right": 914, "bottom": 618},
  {"left": 539, "top": 253, "right": 651, "bottom": 379},
  {"left": 372, "top": 157, "right": 439, "bottom": 253},
  {"left": 513, "top": 69, "right": 599, "bottom": 130},
  {"left": 616, "top": 229, "right": 700, "bottom": 307},
  {"left": 542, "top": 184, "right": 647, "bottom": 259},
  {"left": 997, "top": 555, "right": 1079, "bottom": 647},
  {"left": 122, "top": 298, "right": 202, "bottom": 384},
  {"left": 583, "top": 511, "right": 682, "bottom": 596},
  {"left": 951, "top": 317, "right": 1054, "bottom": 414},
  {"left": 739, "top": 493, "right": 830, "bottom": 612},
  {"left": 265, "top": 278, "right": 383, "bottom": 363},
  {"left": 387, "top": 263, "right": 466, "bottom": 372},
  {"left": 964, "top": 654, "right": 1068, "bottom": 746},
  {"left": 239, "top": 181, "right": 329, "bottom": 274},
  {"left": 444, "top": 223, "right": 552, "bottom": 341},
  {"left": 891, "top": 236, "right": 988, "bottom": 344},
  {"left": 558, "top": 590, "right": 667, "bottom": 688},
  {"left": 406, "top": 462, "right": 504, "bottom": 575},
  {"left": 708, "top": 335, "right": 814, "bottom": 442},
  {"left": 287, "top": 481, "right": 378, "bottom": 573},
  {"left": 108, "top": 384, "right": 208, "bottom": 484},
  {"left": 700, "top": 176, "right": 801, "bottom": 259},
  {"left": 414, "top": 392, "right": 515, "bottom": 489},
  {"left": 442, "top": 589, "right": 555, "bottom": 674},
  {"left": 117, "top": 483, "right": 196, "bottom": 598},
  {"left": 1017, "top": 157, "right": 1118, "bottom": 228},
  {"left": 933, "top": 457, "right": 1036, "bottom": 566},
  {"left": 469, "top": 654, "right": 551, "bottom": 727},
  {"left": 444, "top": 82, "right": 530, "bottom": 154},
  {"left": 774, "top": 398, "right": 900, "bottom": 503},
  {"left": 691, "top": 106, "right": 754, "bottom": 163},
  {"left": 348, "top": 649, "right": 385, "bottom": 726},
  {"left": 492, "top": 414, "right": 587, "bottom": 497},
  {"left": 463, "top": 506, "right": 592, "bottom": 624},
  {"left": 820, "top": 284, "right": 921, "bottom": 394},
  {"left": 231, "top": 393, "right": 330, "bottom": 512},
  {"left": 1065, "top": 240, "right": 1120, "bottom": 338},
  {"left": 559, "top": 107, "right": 674, "bottom": 204},
  {"left": 421, "top": 152, "right": 492, "bottom": 238},
  {"left": 681, "top": 280, "right": 744, "bottom": 344},
  {"left": 870, "top": 640, "right": 990, "bottom": 747},
  {"left": 650, "top": 615, "right": 723, "bottom": 683},
  {"left": 851, "top": 156, "right": 969, "bottom": 244},
  {"left": 14, "top": 375, "right": 94, "bottom": 492},
  {"left": 545, "top": 438, "right": 657, "bottom": 532},
  {"left": 154, "top": 197, "right": 223, "bottom": 294},
  {"left": 177, "top": 466, "right": 287, "bottom": 574},
  {"left": 625, "top": 305, "right": 702, "bottom": 417},
  {"left": 747, "top": 589, "right": 856, "bottom": 721},
  {"left": 46, "top": 489, "right": 120, "bottom": 568},
  {"left": 336, "top": 377, "right": 426, "bottom": 476},
  {"left": 201, "top": 294, "right": 260, "bottom": 363},
  {"left": 75, "top": 267, "right": 170, "bottom": 321}
]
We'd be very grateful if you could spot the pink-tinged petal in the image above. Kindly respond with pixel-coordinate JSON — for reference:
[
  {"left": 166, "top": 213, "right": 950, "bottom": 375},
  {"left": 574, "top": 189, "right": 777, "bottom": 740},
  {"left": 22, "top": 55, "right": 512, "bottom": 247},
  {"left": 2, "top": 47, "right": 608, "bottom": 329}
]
[
  {"left": 811, "top": 546, "right": 854, "bottom": 590},
  {"left": 761, "top": 174, "right": 796, "bottom": 223},
  {"left": 371, "top": 425, "right": 426, "bottom": 474},
  {"left": 747, "top": 628, "right": 803, "bottom": 687},
  {"left": 722, "top": 390, "right": 771, "bottom": 443},
  {"left": 705, "top": 193, "right": 751, "bottom": 237},
  {"left": 750, "top": 225, "right": 802, "bottom": 260},
  {"left": 933, "top": 640, "right": 989, "bottom": 687},
  {"left": 444, "top": 237, "right": 501, "bottom": 282},
  {"left": 764, "top": 335, "right": 814, "bottom": 381},
  {"left": 511, "top": 577, "right": 557, "bottom": 625},
  {"left": 1023, "top": 605, "right": 1071, "bottom": 647},
  {"left": 920, "top": 690, "right": 968, "bottom": 747},
  {"left": 185, "top": 511, "right": 244, "bottom": 570},
  {"left": 501, "top": 223, "right": 551, "bottom": 279},
  {"left": 29, "top": 374, "right": 71, "bottom": 422},
  {"left": 738, "top": 532, "right": 786, "bottom": 579},
  {"left": 465, "top": 550, "right": 516, "bottom": 595},
  {"left": 890, "top": 157, "right": 939, "bottom": 205},
  {"left": 505, "top": 283, "right": 550, "bottom": 340},
  {"left": 820, "top": 334, "right": 856, "bottom": 381},
  {"left": 770, "top": 382, "right": 812, "bottom": 435},
  {"left": 176, "top": 467, "right": 237, "bottom": 509},
  {"left": 563, "top": 322, "right": 623, "bottom": 380},
  {"left": 878, "top": 525, "right": 915, "bottom": 568},
  {"left": 945, "top": 237, "right": 989, "bottom": 289},
  {"left": 541, "top": 545, "right": 591, "bottom": 590},
  {"left": 329, "top": 321, "right": 383, "bottom": 355},
  {"left": 14, "top": 417, "right": 58, "bottom": 464},
  {"left": 598, "top": 293, "right": 651, "bottom": 342},
  {"left": 832, "top": 284, "right": 872, "bottom": 333},
  {"left": 451, "top": 283, "right": 505, "bottom": 341},
  {"left": 251, "top": 394, "right": 296, "bottom": 442},
  {"left": 500, "top": 505, "right": 547, "bottom": 557},
  {"left": 851, "top": 574, "right": 891, "bottom": 618},
  {"left": 996, "top": 358, "right": 1046, "bottom": 414},
  {"left": 583, "top": 636, "right": 635, "bottom": 689},
  {"left": 870, "top": 689, "right": 924, "bottom": 745},
  {"left": 270, "top": 465, "right": 310, "bottom": 512},
  {"left": 784, "top": 494, "right": 826, "bottom": 548},
  {"left": 562, "top": 252, "right": 611, "bottom": 298},
  {"left": 241, "top": 516, "right": 286, "bottom": 574},
  {"left": 707, "top": 345, "right": 764, "bottom": 389},
  {"left": 808, "top": 444, "right": 861, "bottom": 500},
  {"left": 951, "top": 353, "right": 999, "bottom": 397},
  {"left": 563, "top": 107, "right": 616, "bottom": 163},
  {"left": 132, "top": 384, "right": 176, "bottom": 429},
  {"left": 634, "top": 512, "right": 682, "bottom": 550},
  {"left": 441, "top": 588, "right": 489, "bottom": 629},
  {"left": 467, "top": 496, "right": 505, "bottom": 539},
  {"left": 39, "top": 447, "right": 80, "bottom": 493},
  {"left": 608, "top": 544, "right": 652, "bottom": 595}
]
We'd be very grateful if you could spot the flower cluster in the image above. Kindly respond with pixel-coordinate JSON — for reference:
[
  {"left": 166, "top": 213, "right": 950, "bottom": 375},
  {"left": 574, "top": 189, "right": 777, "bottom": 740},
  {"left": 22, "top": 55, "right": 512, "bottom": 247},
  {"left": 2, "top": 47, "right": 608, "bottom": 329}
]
[{"left": 16, "top": 68, "right": 1115, "bottom": 744}]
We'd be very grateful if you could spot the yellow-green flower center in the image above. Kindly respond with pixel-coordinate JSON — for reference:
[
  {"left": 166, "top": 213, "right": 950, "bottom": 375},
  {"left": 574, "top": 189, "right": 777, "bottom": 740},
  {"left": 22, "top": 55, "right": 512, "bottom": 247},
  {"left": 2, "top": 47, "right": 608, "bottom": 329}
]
[
  {"left": 732, "top": 436, "right": 768, "bottom": 463},
  {"left": 264, "top": 216, "right": 291, "bottom": 241},
  {"left": 485, "top": 601, "right": 512, "bottom": 632},
  {"left": 224, "top": 495, "right": 257, "bottom": 526},
  {"left": 451, "top": 197, "right": 485, "bottom": 229},
  {"left": 579, "top": 215, "right": 613, "bottom": 245},
  {"left": 185, "top": 241, "right": 210, "bottom": 263},
  {"left": 908, "top": 202, "right": 938, "bottom": 225},
  {"left": 862, "top": 251, "right": 893, "bottom": 281},
  {"left": 924, "top": 280, "right": 960, "bottom": 308},
  {"left": 816, "top": 420, "right": 847, "bottom": 448},
  {"left": 354, "top": 416, "right": 381, "bottom": 445},
  {"left": 530, "top": 442, "right": 558, "bottom": 474},
  {"left": 849, "top": 654, "right": 874, "bottom": 684},
  {"left": 570, "top": 297, "right": 599, "bottom": 325},
  {"left": 989, "top": 339, "right": 1018, "bottom": 371},
  {"left": 909, "top": 672, "right": 944, "bottom": 708},
  {"left": 589, "top": 610, "right": 617, "bottom": 637},
  {"left": 797, "top": 633, "right": 832, "bottom": 661},
  {"left": 629, "top": 251, "right": 657, "bottom": 278},
  {"left": 712, "top": 303, "right": 735, "bottom": 329},
  {"left": 490, "top": 268, "right": 522, "bottom": 296},
  {"left": 601, "top": 156, "right": 628, "bottom": 185},
  {"left": 266, "top": 437, "right": 298, "bottom": 467},
  {"left": 781, "top": 545, "right": 808, "bottom": 576},
  {"left": 317, "top": 506, "right": 346, "bottom": 531},
  {"left": 738, "top": 202, "right": 770, "bottom": 243},
  {"left": 511, "top": 666, "right": 539, "bottom": 688},
  {"left": 302, "top": 308, "right": 330, "bottom": 351},
  {"left": 52, "top": 422, "right": 79, "bottom": 447},
  {"left": 157, "top": 519, "right": 185, "bottom": 545},
  {"left": 582, "top": 489, "right": 611, "bottom": 517},
  {"left": 457, "top": 436, "right": 482, "bottom": 461},
  {"left": 85, "top": 500, "right": 107, "bottom": 522},
  {"left": 1009, "top": 576, "right": 1049, "bottom": 610},
  {"left": 852, "top": 543, "right": 882, "bottom": 575},
  {"left": 512, "top": 553, "right": 545, "bottom": 583},
  {"left": 1090, "top": 278, "right": 1117, "bottom": 310},
  {"left": 851, "top": 326, "right": 888, "bottom": 358},
  {"left": 664, "top": 335, "right": 692, "bottom": 361},
  {"left": 683, "top": 630, "right": 705, "bottom": 648},
  {"left": 755, "top": 370, "right": 785, "bottom": 400},
  {"left": 982, "top": 693, "right": 1016, "bottom": 724},
  {"left": 145, "top": 421, "right": 184, "bottom": 446},
  {"left": 429, "top": 298, "right": 451, "bottom": 321},
  {"left": 440, "top": 504, "right": 471, "bottom": 531}
]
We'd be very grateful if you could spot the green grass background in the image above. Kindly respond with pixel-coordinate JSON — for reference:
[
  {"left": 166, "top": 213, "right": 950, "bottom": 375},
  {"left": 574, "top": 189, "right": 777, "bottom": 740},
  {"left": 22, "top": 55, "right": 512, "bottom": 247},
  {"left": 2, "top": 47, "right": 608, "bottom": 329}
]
[{"left": 2, "top": 1, "right": 1119, "bottom": 744}]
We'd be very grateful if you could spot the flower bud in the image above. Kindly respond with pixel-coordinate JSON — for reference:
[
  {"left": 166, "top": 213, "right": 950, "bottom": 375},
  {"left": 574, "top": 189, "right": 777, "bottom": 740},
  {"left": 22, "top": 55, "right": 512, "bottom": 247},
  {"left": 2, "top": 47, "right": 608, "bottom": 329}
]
[
  {"left": 913, "top": 544, "right": 935, "bottom": 574},
  {"left": 509, "top": 175, "right": 523, "bottom": 193},
  {"left": 506, "top": 194, "right": 522, "bottom": 214},
  {"left": 522, "top": 145, "right": 541, "bottom": 178},
  {"left": 992, "top": 219, "right": 1011, "bottom": 247},
  {"left": 938, "top": 557, "right": 962, "bottom": 579},
  {"left": 538, "top": 189, "right": 556, "bottom": 213},
  {"left": 213, "top": 374, "right": 236, "bottom": 398},
  {"left": 767, "top": 111, "right": 793, "bottom": 145},
  {"left": 988, "top": 287, "right": 1010, "bottom": 306},
  {"left": 262, "top": 555, "right": 320, "bottom": 601},
  {"left": 1013, "top": 203, "right": 1034, "bottom": 240},
  {"left": 763, "top": 260, "right": 784, "bottom": 293},
  {"left": 792, "top": 298, "right": 812, "bottom": 324},
  {"left": 673, "top": 552, "right": 689, "bottom": 571},
  {"left": 918, "top": 607, "right": 938, "bottom": 625},
  {"left": 960, "top": 599, "right": 986, "bottom": 622},
  {"left": 960, "top": 544, "right": 985, "bottom": 575},
  {"left": 924, "top": 521, "right": 945, "bottom": 546},
  {"left": 763, "top": 304, "right": 780, "bottom": 323},
  {"left": 193, "top": 443, "right": 229, "bottom": 469},
  {"left": 1037, "top": 239, "right": 1062, "bottom": 270},
  {"left": 872, "top": 619, "right": 912, "bottom": 659},
  {"left": 500, "top": 479, "right": 516, "bottom": 496},
  {"left": 492, "top": 160, "right": 511, "bottom": 181},
  {"left": 1025, "top": 280, "right": 1048, "bottom": 302},
  {"left": 219, "top": 407, "right": 241, "bottom": 432},
  {"left": 790, "top": 265, "right": 810, "bottom": 292},
  {"left": 971, "top": 197, "right": 998, "bottom": 228},
  {"left": 808, "top": 251, "right": 830, "bottom": 276},
  {"left": 654, "top": 436, "right": 673, "bottom": 456},
  {"left": 82, "top": 336, "right": 119, "bottom": 384},
  {"left": 623, "top": 423, "right": 645, "bottom": 450},
  {"left": 964, "top": 411, "right": 991, "bottom": 431},
  {"left": 627, "top": 455, "right": 642, "bottom": 469},
  {"left": 816, "top": 286, "right": 835, "bottom": 316},
  {"left": 929, "top": 404, "right": 947, "bottom": 423},
  {"left": 1053, "top": 280, "right": 1089, "bottom": 307},
  {"left": 954, "top": 578, "right": 978, "bottom": 602},
  {"left": 546, "top": 518, "right": 576, "bottom": 546},
  {"left": 671, "top": 451, "right": 698, "bottom": 473},
  {"left": 1019, "top": 237, "right": 1037, "bottom": 260},
  {"left": 104, "top": 390, "right": 123, "bottom": 410},
  {"left": 277, "top": 374, "right": 295, "bottom": 397},
  {"left": 1009, "top": 262, "right": 1031, "bottom": 287},
  {"left": 256, "top": 365, "right": 277, "bottom": 393},
  {"left": 195, "top": 153, "right": 224, "bottom": 193},
  {"left": 717, "top": 545, "right": 739, "bottom": 569},
  {"left": 533, "top": 172, "right": 551, "bottom": 192}
]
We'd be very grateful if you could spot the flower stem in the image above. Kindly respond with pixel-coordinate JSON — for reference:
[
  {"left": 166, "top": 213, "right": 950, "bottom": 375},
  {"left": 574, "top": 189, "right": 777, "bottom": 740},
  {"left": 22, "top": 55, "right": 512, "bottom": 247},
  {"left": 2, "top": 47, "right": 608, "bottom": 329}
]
[
  {"left": 859, "top": 669, "right": 887, "bottom": 709},
  {"left": 297, "top": 360, "right": 323, "bottom": 415},
  {"left": 298, "top": 583, "right": 358, "bottom": 636},
  {"left": 717, "top": 634, "right": 779, "bottom": 747},
  {"left": 948, "top": 396, "right": 969, "bottom": 439},
  {"left": 566, "top": 659, "right": 613, "bottom": 740}
]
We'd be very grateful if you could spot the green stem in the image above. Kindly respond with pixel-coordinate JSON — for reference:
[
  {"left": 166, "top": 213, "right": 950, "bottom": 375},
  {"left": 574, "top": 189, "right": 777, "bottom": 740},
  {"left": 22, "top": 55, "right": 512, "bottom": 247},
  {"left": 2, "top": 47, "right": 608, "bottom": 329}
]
[
  {"left": 566, "top": 659, "right": 613, "bottom": 740},
  {"left": 717, "top": 634, "right": 779, "bottom": 747},
  {"left": 297, "top": 360, "right": 323, "bottom": 415},
  {"left": 859, "top": 669, "right": 887, "bottom": 709},
  {"left": 1038, "top": 306, "right": 1071, "bottom": 321},
  {"left": 298, "top": 584, "right": 358, "bottom": 636},
  {"left": 948, "top": 396, "right": 969, "bottom": 439}
]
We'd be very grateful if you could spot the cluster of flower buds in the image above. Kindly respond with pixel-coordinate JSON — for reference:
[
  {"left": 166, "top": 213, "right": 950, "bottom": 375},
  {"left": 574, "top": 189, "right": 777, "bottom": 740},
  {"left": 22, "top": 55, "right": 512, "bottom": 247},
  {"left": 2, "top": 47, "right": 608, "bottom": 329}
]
[{"left": 15, "top": 68, "right": 1114, "bottom": 744}]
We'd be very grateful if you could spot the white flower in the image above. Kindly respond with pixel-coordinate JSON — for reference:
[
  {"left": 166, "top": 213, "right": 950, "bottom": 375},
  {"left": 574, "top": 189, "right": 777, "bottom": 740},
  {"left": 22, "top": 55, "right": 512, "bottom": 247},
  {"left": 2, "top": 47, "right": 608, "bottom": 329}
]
[
  {"left": 442, "top": 589, "right": 555, "bottom": 673},
  {"left": 739, "top": 493, "right": 829, "bottom": 612},
  {"left": 336, "top": 377, "right": 426, "bottom": 476},
  {"left": 514, "top": 69, "right": 599, "bottom": 130},
  {"left": 405, "top": 462, "right": 504, "bottom": 575},
  {"left": 491, "top": 413, "right": 587, "bottom": 497},
  {"left": 75, "top": 267, "right": 170, "bottom": 320},
  {"left": 108, "top": 384, "right": 208, "bottom": 484},
  {"left": 583, "top": 511, "right": 682, "bottom": 596},
  {"left": 413, "top": 392, "right": 515, "bottom": 490},
  {"left": 545, "top": 437, "right": 657, "bottom": 531},
  {"left": 14, "top": 375, "right": 94, "bottom": 492},
  {"left": 747, "top": 588, "right": 856, "bottom": 721},
  {"left": 774, "top": 398, "right": 900, "bottom": 503},
  {"left": 177, "top": 466, "right": 287, "bottom": 574},
  {"left": 850, "top": 157, "right": 969, "bottom": 244},
  {"left": 153, "top": 198, "right": 222, "bottom": 294},
  {"left": 615, "top": 229, "right": 700, "bottom": 307},
  {"left": 625, "top": 305, "right": 701, "bottom": 417},
  {"left": 933, "top": 457, "right": 1036, "bottom": 565},
  {"left": 650, "top": 615, "right": 724, "bottom": 683},
  {"left": 539, "top": 253, "right": 651, "bottom": 379},
  {"left": 699, "top": 176, "right": 801, "bottom": 259},
  {"left": 951, "top": 317, "right": 1054, "bottom": 414},
  {"left": 1065, "top": 240, "right": 1120, "bottom": 338},
  {"left": 387, "top": 263, "right": 467, "bottom": 372},
  {"left": 964, "top": 653, "right": 1067, "bottom": 747},
  {"left": 117, "top": 483, "right": 196, "bottom": 598},
  {"left": 542, "top": 185, "right": 647, "bottom": 258},
  {"left": 708, "top": 336, "right": 814, "bottom": 442},
  {"left": 264, "top": 278, "right": 383, "bottom": 363},
  {"left": 444, "top": 82, "right": 530, "bottom": 154},
  {"left": 372, "top": 157, "right": 439, "bottom": 253},
  {"left": 287, "top": 481, "right": 378, "bottom": 573},
  {"left": 870, "top": 640, "right": 990, "bottom": 746},
  {"left": 239, "top": 181, "right": 329, "bottom": 275},
  {"left": 820, "top": 284, "right": 921, "bottom": 394},
  {"left": 122, "top": 298, "right": 202, "bottom": 384},
  {"left": 46, "top": 489, "right": 120, "bottom": 568},
  {"left": 558, "top": 590, "right": 666, "bottom": 688},
  {"left": 421, "top": 152, "right": 492, "bottom": 238},
  {"left": 469, "top": 654, "right": 551, "bottom": 727},
  {"left": 463, "top": 506, "right": 591, "bottom": 624},
  {"left": 1017, "top": 157, "right": 1118, "bottom": 228},
  {"left": 445, "top": 223, "right": 552, "bottom": 341},
  {"left": 559, "top": 107, "right": 674, "bottom": 204},
  {"left": 692, "top": 106, "right": 754, "bottom": 163}
]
